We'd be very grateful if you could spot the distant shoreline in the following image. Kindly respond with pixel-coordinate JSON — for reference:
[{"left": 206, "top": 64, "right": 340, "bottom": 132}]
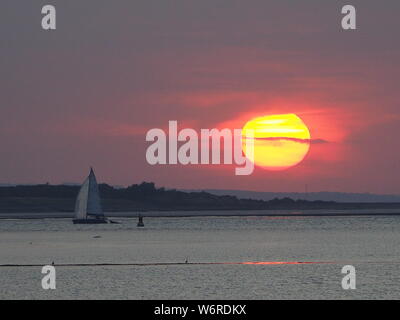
[{"left": 3, "top": 184, "right": 400, "bottom": 215}]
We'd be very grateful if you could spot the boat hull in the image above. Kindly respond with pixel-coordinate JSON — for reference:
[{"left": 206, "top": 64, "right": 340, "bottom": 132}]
[{"left": 73, "top": 219, "right": 108, "bottom": 224}]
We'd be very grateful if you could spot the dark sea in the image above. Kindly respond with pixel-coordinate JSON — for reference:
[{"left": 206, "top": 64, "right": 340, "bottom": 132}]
[{"left": 1, "top": 214, "right": 399, "bottom": 299}]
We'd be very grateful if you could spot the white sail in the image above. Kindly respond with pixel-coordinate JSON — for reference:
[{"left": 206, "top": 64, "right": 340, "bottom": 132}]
[{"left": 74, "top": 168, "right": 104, "bottom": 219}]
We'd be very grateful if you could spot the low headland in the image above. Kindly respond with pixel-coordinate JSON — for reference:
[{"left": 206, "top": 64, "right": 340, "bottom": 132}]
[{"left": 1, "top": 182, "right": 400, "bottom": 218}]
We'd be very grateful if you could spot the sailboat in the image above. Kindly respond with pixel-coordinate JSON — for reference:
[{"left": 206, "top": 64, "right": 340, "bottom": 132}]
[{"left": 73, "top": 168, "right": 108, "bottom": 224}]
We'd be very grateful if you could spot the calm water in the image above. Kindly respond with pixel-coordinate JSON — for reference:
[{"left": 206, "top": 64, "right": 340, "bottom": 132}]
[{"left": 0, "top": 215, "right": 400, "bottom": 299}]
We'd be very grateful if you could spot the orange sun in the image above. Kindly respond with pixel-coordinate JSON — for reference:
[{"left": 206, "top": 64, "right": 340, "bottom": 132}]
[{"left": 242, "top": 114, "right": 311, "bottom": 170}]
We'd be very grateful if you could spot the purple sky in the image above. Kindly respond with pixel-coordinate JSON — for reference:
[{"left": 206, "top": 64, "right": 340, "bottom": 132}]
[{"left": 1, "top": 1, "right": 400, "bottom": 193}]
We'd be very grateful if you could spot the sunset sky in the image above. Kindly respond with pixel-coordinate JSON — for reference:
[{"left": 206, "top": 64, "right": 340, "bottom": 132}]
[{"left": 1, "top": 1, "right": 400, "bottom": 193}]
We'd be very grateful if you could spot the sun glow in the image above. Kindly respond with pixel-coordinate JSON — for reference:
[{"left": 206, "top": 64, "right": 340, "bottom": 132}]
[{"left": 242, "top": 114, "right": 311, "bottom": 170}]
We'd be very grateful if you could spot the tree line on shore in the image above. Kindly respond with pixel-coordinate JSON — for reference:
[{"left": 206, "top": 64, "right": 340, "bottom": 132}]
[{"left": 1, "top": 182, "right": 396, "bottom": 212}]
